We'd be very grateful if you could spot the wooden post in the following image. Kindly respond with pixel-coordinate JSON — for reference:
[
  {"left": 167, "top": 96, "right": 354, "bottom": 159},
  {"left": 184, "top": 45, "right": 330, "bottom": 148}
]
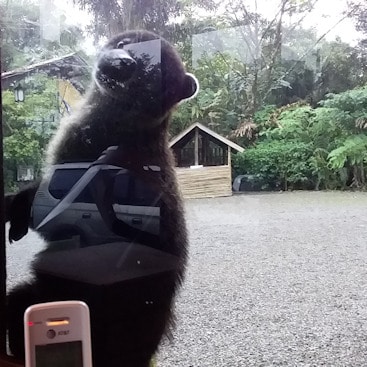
[
  {"left": 227, "top": 146, "right": 231, "bottom": 166},
  {"left": 194, "top": 127, "right": 199, "bottom": 166},
  {"left": 202, "top": 135, "right": 208, "bottom": 166}
]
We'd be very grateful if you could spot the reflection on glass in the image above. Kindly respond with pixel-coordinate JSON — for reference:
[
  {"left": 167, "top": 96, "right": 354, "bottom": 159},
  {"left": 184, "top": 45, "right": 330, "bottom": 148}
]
[
  {"left": 2, "top": 0, "right": 367, "bottom": 366},
  {"left": 33, "top": 162, "right": 161, "bottom": 247}
]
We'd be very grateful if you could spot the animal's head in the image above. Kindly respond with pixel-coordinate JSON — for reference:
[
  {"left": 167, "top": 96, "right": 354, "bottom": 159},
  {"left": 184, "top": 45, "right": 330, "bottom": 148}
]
[{"left": 94, "top": 30, "right": 198, "bottom": 126}]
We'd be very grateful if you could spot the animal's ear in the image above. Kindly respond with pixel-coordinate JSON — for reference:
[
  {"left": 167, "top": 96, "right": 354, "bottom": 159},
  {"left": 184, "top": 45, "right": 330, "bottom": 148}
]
[{"left": 180, "top": 73, "right": 199, "bottom": 102}]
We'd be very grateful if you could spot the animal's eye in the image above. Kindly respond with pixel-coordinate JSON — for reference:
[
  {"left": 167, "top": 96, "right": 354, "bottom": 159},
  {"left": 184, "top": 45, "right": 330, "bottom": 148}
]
[{"left": 117, "top": 38, "right": 131, "bottom": 49}]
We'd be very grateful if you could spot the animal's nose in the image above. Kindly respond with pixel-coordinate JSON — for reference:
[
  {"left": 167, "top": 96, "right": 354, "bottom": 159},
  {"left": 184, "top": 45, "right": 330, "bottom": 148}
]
[{"left": 98, "top": 49, "right": 136, "bottom": 82}]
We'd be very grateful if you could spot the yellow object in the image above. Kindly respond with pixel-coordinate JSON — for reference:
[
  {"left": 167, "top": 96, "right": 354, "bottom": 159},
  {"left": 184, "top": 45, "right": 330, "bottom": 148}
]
[{"left": 58, "top": 79, "right": 82, "bottom": 115}]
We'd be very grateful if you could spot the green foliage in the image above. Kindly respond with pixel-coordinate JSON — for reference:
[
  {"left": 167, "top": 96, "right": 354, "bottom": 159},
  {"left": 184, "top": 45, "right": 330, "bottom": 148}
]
[
  {"left": 172, "top": 52, "right": 249, "bottom": 136},
  {"left": 315, "top": 40, "right": 367, "bottom": 101},
  {"left": 308, "top": 147, "right": 345, "bottom": 190},
  {"left": 169, "top": 1, "right": 366, "bottom": 147},
  {"left": 4, "top": 130, "right": 42, "bottom": 165},
  {"left": 265, "top": 105, "right": 314, "bottom": 141},
  {"left": 233, "top": 86, "right": 367, "bottom": 190},
  {"left": 233, "top": 140, "right": 313, "bottom": 191},
  {"left": 2, "top": 0, "right": 366, "bottom": 193},
  {"left": 2, "top": 75, "right": 60, "bottom": 191},
  {"left": 318, "top": 88, "right": 367, "bottom": 187},
  {"left": 254, "top": 105, "right": 277, "bottom": 125},
  {"left": 320, "top": 87, "right": 367, "bottom": 117},
  {"left": 328, "top": 135, "right": 367, "bottom": 169}
]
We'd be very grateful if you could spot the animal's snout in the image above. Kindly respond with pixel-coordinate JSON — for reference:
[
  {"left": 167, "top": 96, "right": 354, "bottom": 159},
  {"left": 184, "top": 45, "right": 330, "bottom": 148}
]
[{"left": 98, "top": 49, "right": 136, "bottom": 83}]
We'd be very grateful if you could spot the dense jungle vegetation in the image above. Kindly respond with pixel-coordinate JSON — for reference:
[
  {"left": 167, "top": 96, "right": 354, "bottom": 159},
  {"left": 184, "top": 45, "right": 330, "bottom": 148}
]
[{"left": 1, "top": 0, "right": 366, "bottom": 191}]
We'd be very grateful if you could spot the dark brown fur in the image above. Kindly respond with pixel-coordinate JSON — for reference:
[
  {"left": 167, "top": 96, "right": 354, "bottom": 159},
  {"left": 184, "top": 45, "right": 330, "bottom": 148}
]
[
  {"left": 7, "top": 30, "right": 197, "bottom": 367},
  {"left": 6, "top": 181, "right": 39, "bottom": 242}
]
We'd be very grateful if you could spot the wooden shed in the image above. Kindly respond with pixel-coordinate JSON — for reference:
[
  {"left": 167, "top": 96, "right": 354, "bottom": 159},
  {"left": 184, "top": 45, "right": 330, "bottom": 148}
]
[{"left": 169, "top": 122, "right": 244, "bottom": 199}]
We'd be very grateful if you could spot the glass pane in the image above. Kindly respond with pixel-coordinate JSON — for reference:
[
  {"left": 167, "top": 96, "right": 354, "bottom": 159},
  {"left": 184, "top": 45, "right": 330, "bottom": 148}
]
[
  {"left": 49, "top": 169, "right": 87, "bottom": 199},
  {"left": 1, "top": 0, "right": 367, "bottom": 366},
  {"left": 112, "top": 172, "right": 130, "bottom": 205}
]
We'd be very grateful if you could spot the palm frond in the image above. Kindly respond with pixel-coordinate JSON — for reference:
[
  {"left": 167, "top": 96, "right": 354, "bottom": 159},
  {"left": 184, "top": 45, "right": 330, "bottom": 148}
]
[
  {"left": 355, "top": 117, "right": 367, "bottom": 129},
  {"left": 232, "top": 119, "right": 257, "bottom": 139}
]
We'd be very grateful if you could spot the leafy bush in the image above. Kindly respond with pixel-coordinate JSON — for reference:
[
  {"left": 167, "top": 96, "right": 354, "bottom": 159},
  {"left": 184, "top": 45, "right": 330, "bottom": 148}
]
[
  {"left": 233, "top": 140, "right": 313, "bottom": 190},
  {"left": 2, "top": 74, "right": 59, "bottom": 191},
  {"left": 233, "top": 87, "right": 367, "bottom": 191}
]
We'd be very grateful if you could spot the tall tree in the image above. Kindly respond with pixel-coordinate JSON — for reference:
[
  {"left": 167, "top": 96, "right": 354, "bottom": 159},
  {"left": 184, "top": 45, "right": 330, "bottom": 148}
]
[
  {"left": 0, "top": 0, "right": 84, "bottom": 71},
  {"left": 73, "top": 0, "right": 216, "bottom": 42},
  {"left": 219, "top": 0, "right": 318, "bottom": 115},
  {"left": 314, "top": 39, "right": 367, "bottom": 101},
  {"left": 348, "top": 1, "right": 367, "bottom": 38}
]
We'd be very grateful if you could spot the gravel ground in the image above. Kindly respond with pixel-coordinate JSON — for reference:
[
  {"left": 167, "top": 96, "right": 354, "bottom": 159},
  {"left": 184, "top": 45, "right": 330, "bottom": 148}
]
[
  {"left": 6, "top": 191, "right": 367, "bottom": 366},
  {"left": 156, "top": 191, "right": 367, "bottom": 367}
]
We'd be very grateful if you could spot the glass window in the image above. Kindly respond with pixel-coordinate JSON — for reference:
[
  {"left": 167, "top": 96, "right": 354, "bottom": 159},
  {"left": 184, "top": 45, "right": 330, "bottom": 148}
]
[
  {"left": 112, "top": 172, "right": 130, "bottom": 205},
  {"left": 1, "top": 0, "right": 367, "bottom": 366},
  {"left": 134, "top": 177, "right": 160, "bottom": 207},
  {"left": 48, "top": 168, "right": 86, "bottom": 199}
]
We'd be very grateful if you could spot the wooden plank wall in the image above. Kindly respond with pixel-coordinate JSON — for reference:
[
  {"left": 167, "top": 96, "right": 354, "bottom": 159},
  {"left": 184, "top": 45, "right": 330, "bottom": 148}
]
[{"left": 175, "top": 165, "right": 232, "bottom": 199}]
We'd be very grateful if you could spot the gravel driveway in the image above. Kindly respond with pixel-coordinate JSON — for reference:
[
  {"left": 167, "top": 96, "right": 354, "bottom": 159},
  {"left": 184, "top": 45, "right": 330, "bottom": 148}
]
[
  {"left": 6, "top": 191, "right": 367, "bottom": 366},
  {"left": 157, "top": 191, "right": 367, "bottom": 366}
]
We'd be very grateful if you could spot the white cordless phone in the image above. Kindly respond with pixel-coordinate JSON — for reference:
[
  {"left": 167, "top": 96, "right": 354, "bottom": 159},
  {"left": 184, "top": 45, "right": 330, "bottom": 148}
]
[{"left": 24, "top": 301, "right": 93, "bottom": 367}]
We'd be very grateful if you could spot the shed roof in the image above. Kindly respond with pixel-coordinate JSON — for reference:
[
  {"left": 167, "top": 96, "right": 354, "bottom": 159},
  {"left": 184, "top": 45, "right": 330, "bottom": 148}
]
[
  {"left": 1, "top": 53, "right": 89, "bottom": 92},
  {"left": 169, "top": 122, "right": 244, "bottom": 153}
]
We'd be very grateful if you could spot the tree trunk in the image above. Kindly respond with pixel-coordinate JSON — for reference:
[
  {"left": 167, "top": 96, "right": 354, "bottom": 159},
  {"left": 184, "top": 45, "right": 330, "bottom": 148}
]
[
  {"left": 352, "top": 165, "right": 360, "bottom": 188},
  {"left": 284, "top": 172, "right": 288, "bottom": 191},
  {"left": 315, "top": 176, "right": 320, "bottom": 191},
  {"left": 360, "top": 162, "right": 365, "bottom": 187},
  {"left": 264, "top": 0, "right": 285, "bottom": 94}
]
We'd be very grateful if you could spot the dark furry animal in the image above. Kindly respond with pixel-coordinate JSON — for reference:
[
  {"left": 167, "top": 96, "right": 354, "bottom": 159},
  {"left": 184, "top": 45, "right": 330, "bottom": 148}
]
[
  {"left": 6, "top": 181, "right": 40, "bottom": 242},
  {"left": 7, "top": 30, "right": 198, "bottom": 367}
]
